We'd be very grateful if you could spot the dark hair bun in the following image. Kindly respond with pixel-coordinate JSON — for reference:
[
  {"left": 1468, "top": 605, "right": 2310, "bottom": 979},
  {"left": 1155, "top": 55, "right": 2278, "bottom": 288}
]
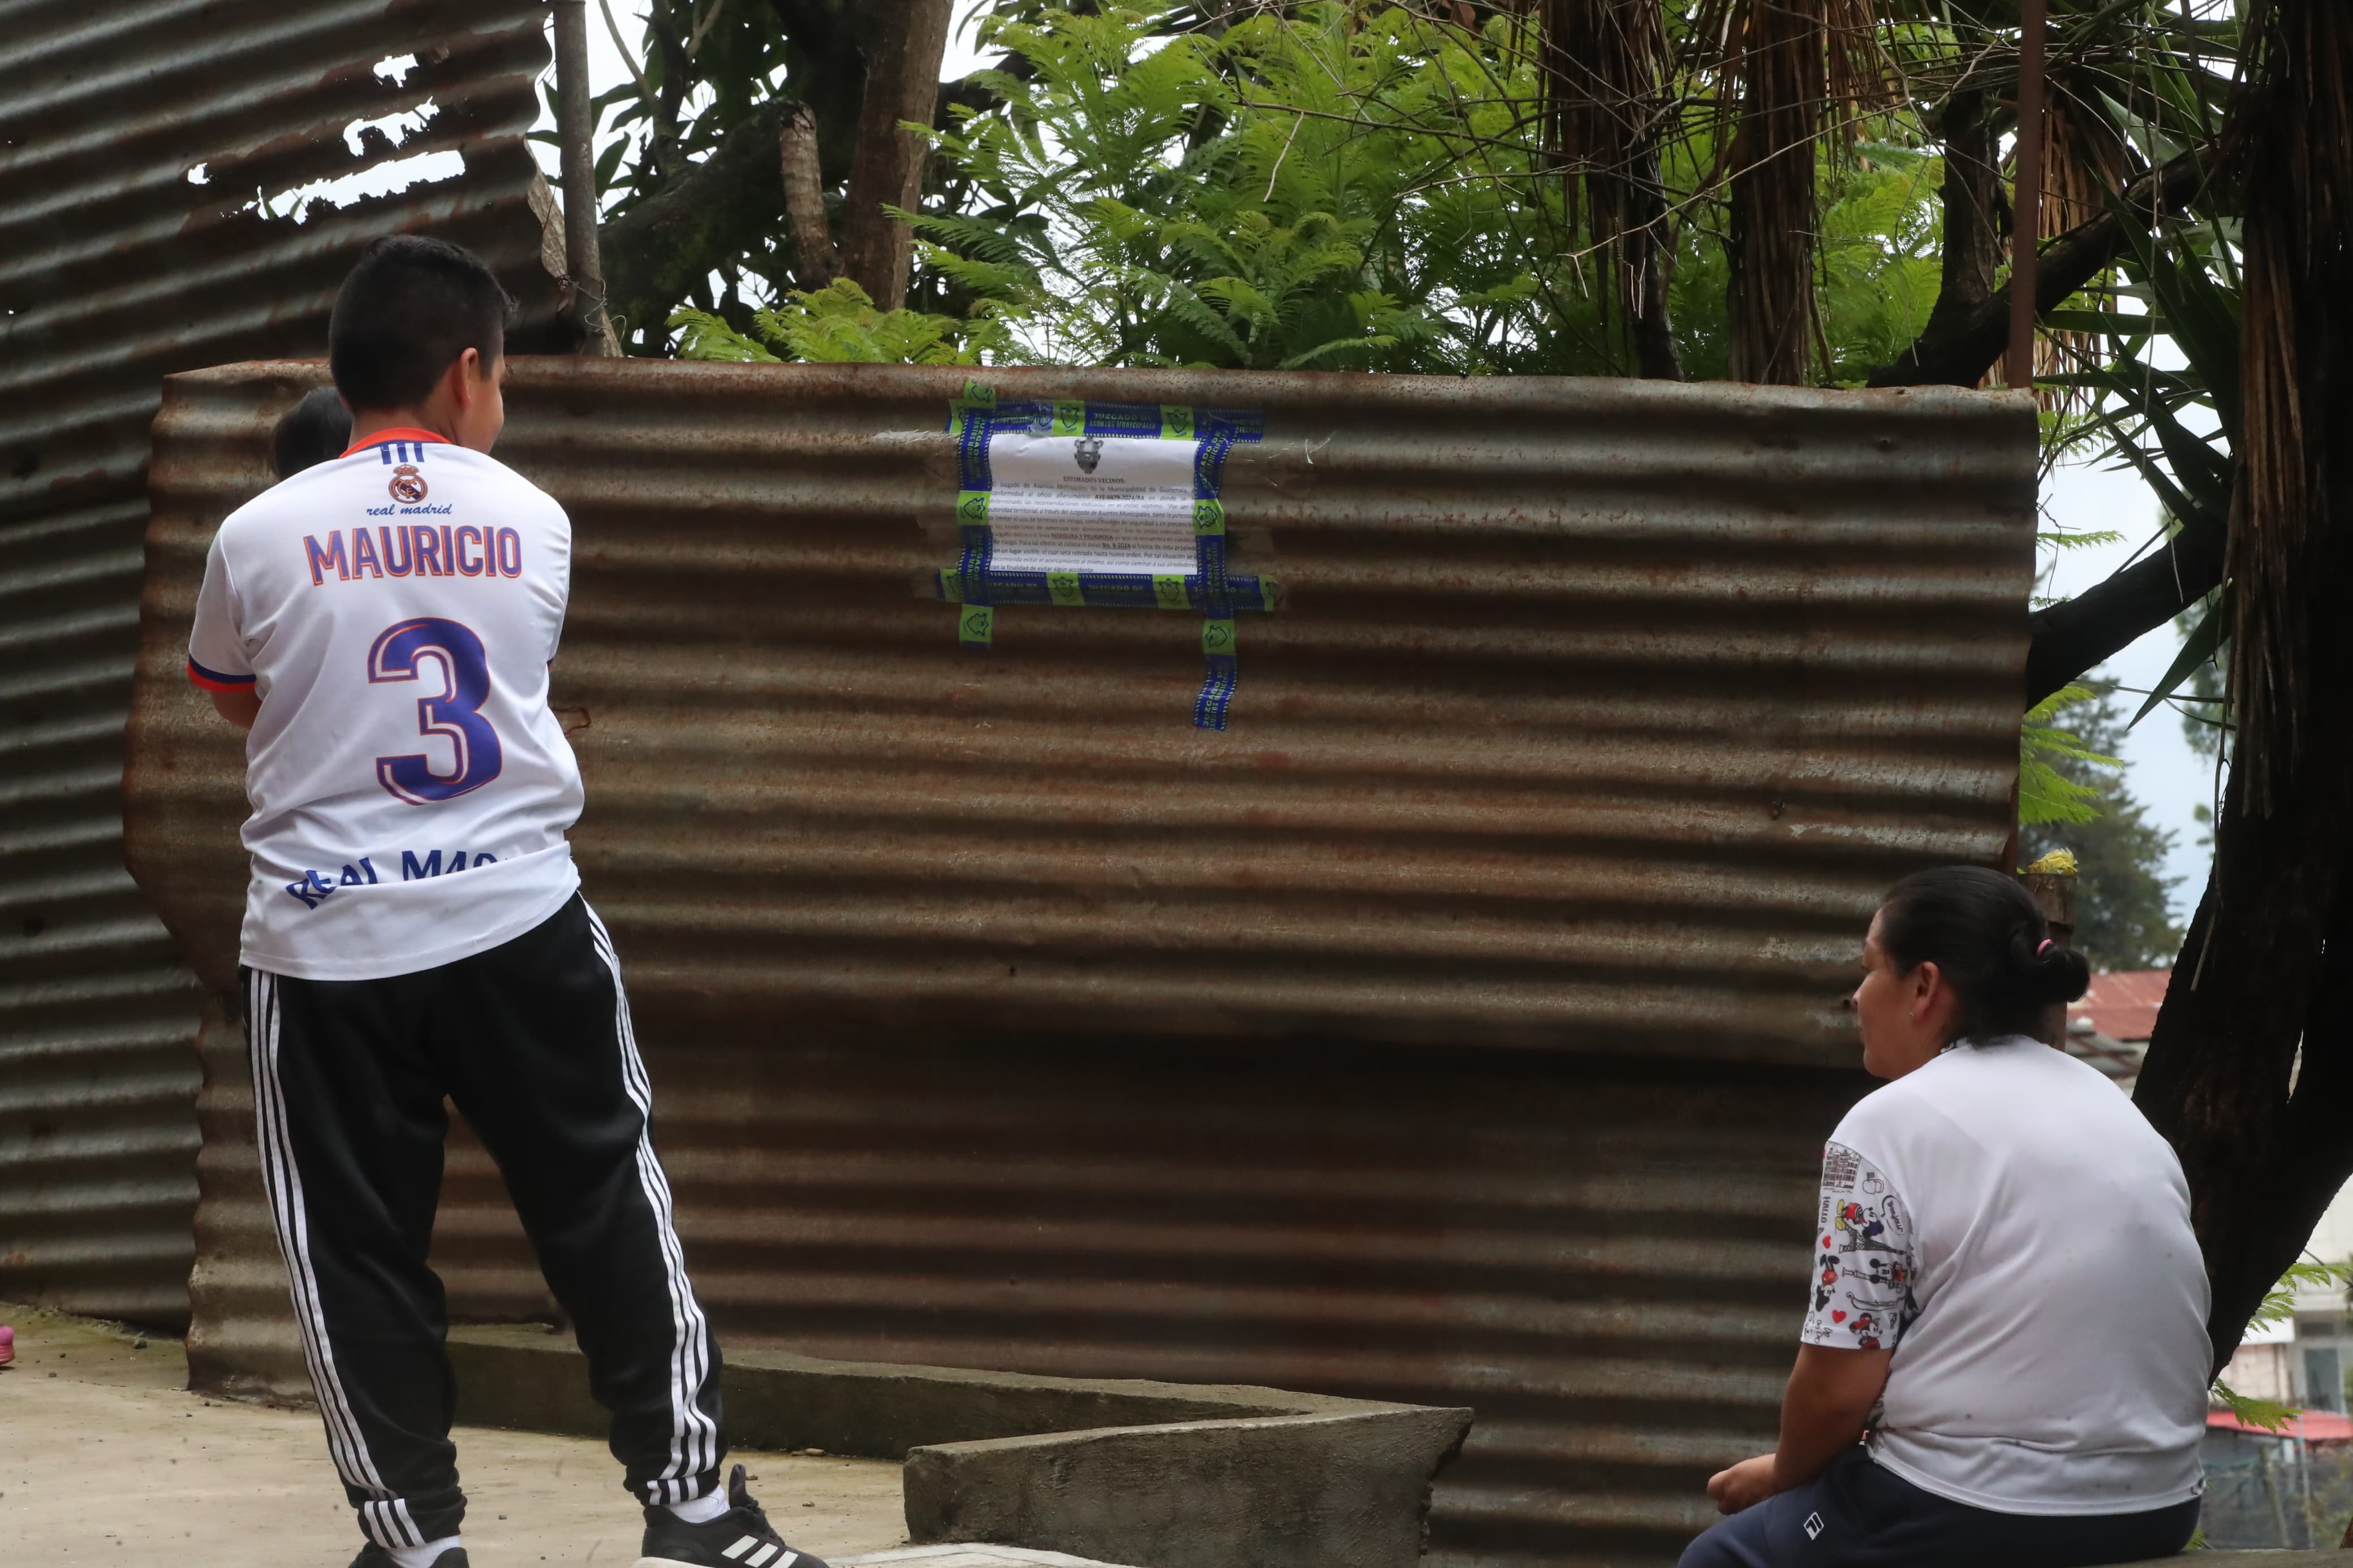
[
  {"left": 2008, "top": 923, "right": 2091, "bottom": 1006},
  {"left": 1877, "top": 866, "right": 2090, "bottom": 1040}
]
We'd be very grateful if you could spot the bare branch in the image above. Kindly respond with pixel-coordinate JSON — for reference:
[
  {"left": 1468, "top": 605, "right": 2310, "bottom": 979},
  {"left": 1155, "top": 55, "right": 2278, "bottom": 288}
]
[
  {"left": 781, "top": 103, "right": 842, "bottom": 288},
  {"left": 1871, "top": 150, "right": 2205, "bottom": 389},
  {"left": 688, "top": 0, "right": 727, "bottom": 59}
]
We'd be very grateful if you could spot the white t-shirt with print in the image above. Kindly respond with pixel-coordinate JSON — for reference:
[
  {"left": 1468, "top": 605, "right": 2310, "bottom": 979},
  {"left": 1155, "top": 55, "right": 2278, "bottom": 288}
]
[
  {"left": 1803, "top": 1036, "right": 2210, "bottom": 1515},
  {"left": 187, "top": 429, "right": 583, "bottom": 980}
]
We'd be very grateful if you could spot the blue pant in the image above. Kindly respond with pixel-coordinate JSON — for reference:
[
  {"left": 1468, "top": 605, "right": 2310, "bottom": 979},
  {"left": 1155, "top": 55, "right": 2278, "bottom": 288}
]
[{"left": 1679, "top": 1446, "right": 2200, "bottom": 1568}]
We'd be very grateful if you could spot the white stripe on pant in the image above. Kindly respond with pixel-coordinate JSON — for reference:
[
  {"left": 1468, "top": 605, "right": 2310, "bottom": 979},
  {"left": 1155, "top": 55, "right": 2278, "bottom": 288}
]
[
  {"left": 248, "top": 970, "right": 418, "bottom": 1549},
  {"left": 585, "top": 905, "right": 721, "bottom": 1504}
]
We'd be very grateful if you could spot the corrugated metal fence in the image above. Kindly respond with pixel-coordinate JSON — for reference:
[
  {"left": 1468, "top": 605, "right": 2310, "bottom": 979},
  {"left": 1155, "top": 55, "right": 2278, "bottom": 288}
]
[
  {"left": 128, "top": 360, "right": 2035, "bottom": 1565},
  {"left": 0, "top": 0, "right": 560, "bottom": 1325}
]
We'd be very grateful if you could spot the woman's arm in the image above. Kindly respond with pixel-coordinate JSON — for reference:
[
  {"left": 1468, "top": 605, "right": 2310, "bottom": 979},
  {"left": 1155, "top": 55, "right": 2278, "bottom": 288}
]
[
  {"left": 1775, "top": 1344, "right": 1893, "bottom": 1484},
  {"left": 1707, "top": 1344, "right": 1893, "bottom": 1513}
]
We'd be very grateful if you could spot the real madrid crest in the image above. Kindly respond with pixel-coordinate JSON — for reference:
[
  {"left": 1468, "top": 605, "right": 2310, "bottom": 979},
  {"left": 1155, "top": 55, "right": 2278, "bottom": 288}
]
[{"left": 388, "top": 464, "right": 428, "bottom": 504}]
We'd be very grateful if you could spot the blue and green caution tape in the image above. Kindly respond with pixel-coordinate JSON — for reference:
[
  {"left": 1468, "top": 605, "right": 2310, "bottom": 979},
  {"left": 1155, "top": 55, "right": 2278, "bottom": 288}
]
[{"left": 942, "top": 387, "right": 1268, "bottom": 730}]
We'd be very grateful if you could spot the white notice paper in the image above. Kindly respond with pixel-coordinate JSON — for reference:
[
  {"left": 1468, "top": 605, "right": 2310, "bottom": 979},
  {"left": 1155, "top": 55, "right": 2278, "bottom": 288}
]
[{"left": 984, "top": 433, "right": 1196, "bottom": 574}]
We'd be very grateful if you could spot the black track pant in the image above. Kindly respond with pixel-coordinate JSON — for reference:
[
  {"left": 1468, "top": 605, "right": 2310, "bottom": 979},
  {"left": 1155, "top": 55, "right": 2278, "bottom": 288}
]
[{"left": 243, "top": 895, "right": 725, "bottom": 1550}]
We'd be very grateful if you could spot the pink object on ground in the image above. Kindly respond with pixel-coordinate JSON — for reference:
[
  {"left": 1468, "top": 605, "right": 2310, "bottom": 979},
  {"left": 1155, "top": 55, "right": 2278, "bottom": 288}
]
[{"left": 0, "top": 1324, "right": 14, "bottom": 1366}]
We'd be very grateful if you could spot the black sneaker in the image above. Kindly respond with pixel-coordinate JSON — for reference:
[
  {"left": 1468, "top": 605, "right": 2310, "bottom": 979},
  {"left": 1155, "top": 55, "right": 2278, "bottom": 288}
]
[
  {"left": 350, "top": 1548, "right": 467, "bottom": 1568},
  {"left": 636, "top": 1463, "right": 831, "bottom": 1568}
]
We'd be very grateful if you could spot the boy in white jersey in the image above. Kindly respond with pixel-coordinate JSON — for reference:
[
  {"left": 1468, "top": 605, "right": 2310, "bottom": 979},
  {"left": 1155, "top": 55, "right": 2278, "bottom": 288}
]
[{"left": 189, "top": 236, "right": 829, "bottom": 1568}]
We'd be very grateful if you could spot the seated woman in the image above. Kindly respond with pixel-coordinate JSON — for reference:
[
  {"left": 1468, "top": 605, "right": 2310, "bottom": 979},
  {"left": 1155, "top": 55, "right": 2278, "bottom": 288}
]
[{"left": 1680, "top": 866, "right": 2211, "bottom": 1568}]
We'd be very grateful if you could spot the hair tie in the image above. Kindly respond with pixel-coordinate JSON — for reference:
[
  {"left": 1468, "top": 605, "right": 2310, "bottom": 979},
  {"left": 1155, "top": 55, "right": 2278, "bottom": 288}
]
[{"left": 2036, "top": 939, "right": 2053, "bottom": 956}]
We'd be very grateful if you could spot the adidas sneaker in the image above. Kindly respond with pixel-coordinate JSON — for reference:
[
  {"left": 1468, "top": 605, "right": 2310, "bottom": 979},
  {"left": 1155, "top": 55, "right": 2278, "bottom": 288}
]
[{"left": 636, "top": 1463, "right": 831, "bottom": 1568}]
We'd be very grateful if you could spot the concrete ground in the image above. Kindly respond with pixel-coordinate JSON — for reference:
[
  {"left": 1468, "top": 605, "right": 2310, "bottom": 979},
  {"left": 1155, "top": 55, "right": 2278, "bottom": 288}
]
[{"left": 0, "top": 1304, "right": 1091, "bottom": 1567}]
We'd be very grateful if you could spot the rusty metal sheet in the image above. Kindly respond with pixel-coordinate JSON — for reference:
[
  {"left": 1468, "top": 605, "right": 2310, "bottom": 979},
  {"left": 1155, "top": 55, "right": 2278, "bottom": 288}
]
[
  {"left": 0, "top": 0, "right": 561, "bottom": 1328},
  {"left": 127, "top": 359, "right": 2036, "bottom": 1563}
]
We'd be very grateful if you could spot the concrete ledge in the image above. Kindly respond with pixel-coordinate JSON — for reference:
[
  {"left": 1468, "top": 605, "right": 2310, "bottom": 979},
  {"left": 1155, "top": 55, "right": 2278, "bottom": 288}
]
[
  {"left": 905, "top": 1407, "right": 1471, "bottom": 1568},
  {"left": 450, "top": 1325, "right": 1382, "bottom": 1458},
  {"left": 447, "top": 1325, "right": 1470, "bottom": 1568}
]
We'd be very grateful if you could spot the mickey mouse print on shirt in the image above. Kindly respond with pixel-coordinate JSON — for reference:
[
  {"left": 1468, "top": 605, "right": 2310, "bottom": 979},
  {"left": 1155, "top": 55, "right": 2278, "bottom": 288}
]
[{"left": 1801, "top": 1139, "right": 1917, "bottom": 1353}]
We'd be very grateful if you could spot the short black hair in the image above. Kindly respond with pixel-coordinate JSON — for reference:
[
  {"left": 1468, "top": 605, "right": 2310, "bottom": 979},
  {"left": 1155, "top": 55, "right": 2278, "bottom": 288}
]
[
  {"left": 271, "top": 387, "right": 353, "bottom": 478},
  {"left": 327, "top": 236, "right": 513, "bottom": 410},
  {"left": 1877, "top": 866, "right": 2092, "bottom": 1041}
]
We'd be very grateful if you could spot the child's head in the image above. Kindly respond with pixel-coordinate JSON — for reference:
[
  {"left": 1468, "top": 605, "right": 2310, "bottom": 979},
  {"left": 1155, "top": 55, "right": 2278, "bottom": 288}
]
[
  {"left": 270, "top": 387, "right": 353, "bottom": 480},
  {"left": 327, "top": 236, "right": 513, "bottom": 451}
]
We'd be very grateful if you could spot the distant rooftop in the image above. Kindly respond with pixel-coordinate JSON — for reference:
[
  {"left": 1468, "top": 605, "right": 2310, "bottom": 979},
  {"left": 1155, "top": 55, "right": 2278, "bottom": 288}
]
[
  {"left": 2209, "top": 1408, "right": 2353, "bottom": 1442},
  {"left": 2070, "top": 969, "right": 2170, "bottom": 1044}
]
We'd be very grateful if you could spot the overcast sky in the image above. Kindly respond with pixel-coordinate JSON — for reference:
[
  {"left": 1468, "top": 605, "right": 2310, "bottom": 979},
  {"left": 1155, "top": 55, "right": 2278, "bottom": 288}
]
[{"left": 2041, "top": 460, "right": 2212, "bottom": 921}]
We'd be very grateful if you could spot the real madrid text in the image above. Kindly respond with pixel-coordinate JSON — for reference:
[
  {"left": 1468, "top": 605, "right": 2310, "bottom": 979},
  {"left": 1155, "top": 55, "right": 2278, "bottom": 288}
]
[
  {"left": 298, "top": 452, "right": 523, "bottom": 584},
  {"left": 281, "top": 848, "right": 508, "bottom": 910}
]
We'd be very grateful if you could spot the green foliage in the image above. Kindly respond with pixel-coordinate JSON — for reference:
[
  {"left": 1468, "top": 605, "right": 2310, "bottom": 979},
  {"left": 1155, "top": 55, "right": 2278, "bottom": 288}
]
[
  {"left": 565, "top": 0, "right": 822, "bottom": 347},
  {"left": 1815, "top": 149, "right": 1947, "bottom": 386},
  {"left": 2176, "top": 621, "right": 2229, "bottom": 760},
  {"left": 2213, "top": 1259, "right": 2353, "bottom": 1434},
  {"left": 2019, "top": 684, "right": 2115, "bottom": 828},
  {"left": 669, "top": 279, "right": 1002, "bottom": 366},
  {"left": 2248, "top": 1259, "right": 2353, "bottom": 1336},
  {"left": 668, "top": 309, "right": 780, "bottom": 364},
  {"left": 2019, "top": 685, "right": 2183, "bottom": 971},
  {"left": 1666, "top": 136, "right": 1945, "bottom": 386},
  {"left": 586, "top": 0, "right": 2243, "bottom": 399},
  {"left": 916, "top": 4, "right": 1941, "bottom": 375},
  {"left": 2213, "top": 1381, "right": 2302, "bottom": 1435}
]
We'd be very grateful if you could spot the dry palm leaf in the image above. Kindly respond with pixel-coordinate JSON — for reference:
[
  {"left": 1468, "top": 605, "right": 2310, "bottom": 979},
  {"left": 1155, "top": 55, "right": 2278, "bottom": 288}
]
[
  {"left": 2033, "top": 79, "right": 2131, "bottom": 402},
  {"left": 1694, "top": 0, "right": 1902, "bottom": 383},
  {"left": 1535, "top": 0, "right": 1679, "bottom": 374}
]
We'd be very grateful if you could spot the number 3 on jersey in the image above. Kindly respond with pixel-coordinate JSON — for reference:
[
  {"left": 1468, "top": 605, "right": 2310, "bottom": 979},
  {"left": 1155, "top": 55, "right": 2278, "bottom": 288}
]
[{"left": 368, "top": 618, "right": 503, "bottom": 803}]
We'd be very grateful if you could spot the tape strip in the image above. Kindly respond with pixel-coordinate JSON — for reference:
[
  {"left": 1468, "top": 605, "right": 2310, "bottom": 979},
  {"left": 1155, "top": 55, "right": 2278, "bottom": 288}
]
[
  {"left": 1194, "top": 617, "right": 1239, "bottom": 729},
  {"left": 947, "top": 384, "right": 1000, "bottom": 649},
  {"left": 955, "top": 487, "right": 994, "bottom": 649},
  {"left": 962, "top": 400, "right": 1265, "bottom": 444},
  {"left": 1186, "top": 416, "right": 1247, "bottom": 731},
  {"left": 933, "top": 571, "right": 1278, "bottom": 610}
]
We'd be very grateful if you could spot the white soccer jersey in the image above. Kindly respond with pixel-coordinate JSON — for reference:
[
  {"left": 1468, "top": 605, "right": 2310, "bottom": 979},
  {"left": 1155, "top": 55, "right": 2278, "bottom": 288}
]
[{"left": 187, "top": 427, "right": 585, "bottom": 980}]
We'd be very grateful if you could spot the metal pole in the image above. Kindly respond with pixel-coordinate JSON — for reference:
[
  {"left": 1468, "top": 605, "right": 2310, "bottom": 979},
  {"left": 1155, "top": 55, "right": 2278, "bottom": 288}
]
[
  {"left": 2006, "top": 0, "right": 2047, "bottom": 391},
  {"left": 553, "top": 0, "right": 619, "bottom": 355}
]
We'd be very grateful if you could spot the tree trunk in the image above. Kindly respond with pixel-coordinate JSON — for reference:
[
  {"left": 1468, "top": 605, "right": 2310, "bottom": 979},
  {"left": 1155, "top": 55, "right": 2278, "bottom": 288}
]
[
  {"left": 781, "top": 103, "right": 842, "bottom": 289},
  {"left": 2136, "top": 815, "right": 2353, "bottom": 1375},
  {"left": 1912, "top": 90, "right": 2004, "bottom": 371},
  {"left": 1626, "top": 128, "right": 1683, "bottom": 381},
  {"left": 1725, "top": 0, "right": 1825, "bottom": 385},
  {"left": 2020, "top": 528, "right": 2224, "bottom": 706},
  {"left": 838, "top": 0, "right": 955, "bottom": 308},
  {"left": 2133, "top": 0, "right": 2353, "bottom": 1372}
]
